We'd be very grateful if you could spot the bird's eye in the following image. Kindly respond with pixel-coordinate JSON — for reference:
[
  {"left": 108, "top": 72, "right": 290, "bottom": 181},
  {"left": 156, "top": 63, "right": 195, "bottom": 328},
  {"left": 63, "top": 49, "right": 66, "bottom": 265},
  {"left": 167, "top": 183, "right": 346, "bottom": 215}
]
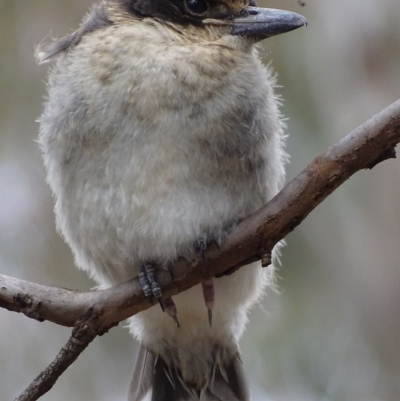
[{"left": 184, "top": 0, "right": 209, "bottom": 16}]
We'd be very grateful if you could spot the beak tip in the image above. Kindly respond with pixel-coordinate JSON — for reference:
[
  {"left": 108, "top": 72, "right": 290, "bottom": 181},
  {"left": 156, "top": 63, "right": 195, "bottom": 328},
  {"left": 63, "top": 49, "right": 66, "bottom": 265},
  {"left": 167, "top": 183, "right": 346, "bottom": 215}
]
[
  {"left": 298, "top": 14, "right": 308, "bottom": 28},
  {"left": 287, "top": 12, "right": 308, "bottom": 29}
]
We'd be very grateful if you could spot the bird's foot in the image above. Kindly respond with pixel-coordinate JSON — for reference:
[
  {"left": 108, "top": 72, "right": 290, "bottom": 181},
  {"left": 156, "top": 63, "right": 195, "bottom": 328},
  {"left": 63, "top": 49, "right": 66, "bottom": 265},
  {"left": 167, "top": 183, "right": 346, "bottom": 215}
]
[
  {"left": 139, "top": 264, "right": 181, "bottom": 325},
  {"left": 139, "top": 264, "right": 164, "bottom": 311}
]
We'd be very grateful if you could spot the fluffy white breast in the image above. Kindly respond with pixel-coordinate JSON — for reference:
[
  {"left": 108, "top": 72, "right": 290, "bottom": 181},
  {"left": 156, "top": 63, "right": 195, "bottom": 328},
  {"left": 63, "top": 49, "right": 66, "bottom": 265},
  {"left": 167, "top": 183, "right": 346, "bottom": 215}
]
[{"left": 39, "top": 19, "right": 286, "bottom": 380}]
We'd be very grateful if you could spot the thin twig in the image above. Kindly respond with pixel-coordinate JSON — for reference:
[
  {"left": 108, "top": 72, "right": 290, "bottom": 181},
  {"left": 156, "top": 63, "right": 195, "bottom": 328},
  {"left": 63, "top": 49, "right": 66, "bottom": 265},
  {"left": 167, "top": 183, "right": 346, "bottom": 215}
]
[{"left": 14, "top": 319, "right": 100, "bottom": 401}]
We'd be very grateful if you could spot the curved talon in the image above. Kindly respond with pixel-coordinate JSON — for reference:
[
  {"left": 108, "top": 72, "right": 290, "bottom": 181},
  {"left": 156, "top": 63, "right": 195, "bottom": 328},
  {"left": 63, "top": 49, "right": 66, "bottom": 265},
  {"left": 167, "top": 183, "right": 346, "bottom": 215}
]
[
  {"left": 165, "top": 297, "right": 180, "bottom": 328},
  {"left": 212, "top": 239, "right": 221, "bottom": 250},
  {"left": 202, "top": 278, "right": 215, "bottom": 328},
  {"left": 158, "top": 298, "right": 165, "bottom": 312},
  {"left": 173, "top": 316, "right": 180, "bottom": 328},
  {"left": 195, "top": 239, "right": 207, "bottom": 261},
  {"left": 166, "top": 261, "right": 174, "bottom": 280}
]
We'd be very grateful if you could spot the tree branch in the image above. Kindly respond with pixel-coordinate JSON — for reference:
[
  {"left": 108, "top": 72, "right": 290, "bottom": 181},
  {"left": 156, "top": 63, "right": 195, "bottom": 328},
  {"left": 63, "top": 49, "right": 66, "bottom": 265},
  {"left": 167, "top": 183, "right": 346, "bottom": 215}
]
[
  {"left": 14, "top": 319, "right": 98, "bottom": 401},
  {"left": 1, "top": 99, "right": 400, "bottom": 401}
]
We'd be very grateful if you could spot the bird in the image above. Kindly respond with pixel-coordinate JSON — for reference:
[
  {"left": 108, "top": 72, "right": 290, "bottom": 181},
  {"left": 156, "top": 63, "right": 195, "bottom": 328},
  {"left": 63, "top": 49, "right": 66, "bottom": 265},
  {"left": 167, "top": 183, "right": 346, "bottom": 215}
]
[{"left": 36, "top": 0, "right": 306, "bottom": 400}]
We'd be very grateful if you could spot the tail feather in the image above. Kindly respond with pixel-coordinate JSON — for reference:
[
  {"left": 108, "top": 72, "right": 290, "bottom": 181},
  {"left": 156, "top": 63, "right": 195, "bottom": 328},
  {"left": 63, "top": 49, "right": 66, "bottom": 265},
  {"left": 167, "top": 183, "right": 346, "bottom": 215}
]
[
  {"left": 224, "top": 353, "right": 251, "bottom": 401},
  {"left": 128, "top": 347, "right": 155, "bottom": 401},
  {"left": 128, "top": 346, "right": 250, "bottom": 401},
  {"left": 152, "top": 357, "right": 193, "bottom": 401},
  {"left": 209, "top": 353, "right": 250, "bottom": 401}
]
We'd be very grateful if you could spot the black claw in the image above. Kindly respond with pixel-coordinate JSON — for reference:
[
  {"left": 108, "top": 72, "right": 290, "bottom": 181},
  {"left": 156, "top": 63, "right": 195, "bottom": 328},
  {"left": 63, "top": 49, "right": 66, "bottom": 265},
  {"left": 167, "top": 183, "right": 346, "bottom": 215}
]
[
  {"left": 165, "top": 297, "right": 180, "bottom": 327},
  {"left": 195, "top": 239, "right": 206, "bottom": 261},
  {"left": 167, "top": 261, "right": 175, "bottom": 280},
  {"left": 158, "top": 298, "right": 165, "bottom": 312},
  {"left": 212, "top": 239, "right": 221, "bottom": 250},
  {"left": 202, "top": 279, "right": 215, "bottom": 328}
]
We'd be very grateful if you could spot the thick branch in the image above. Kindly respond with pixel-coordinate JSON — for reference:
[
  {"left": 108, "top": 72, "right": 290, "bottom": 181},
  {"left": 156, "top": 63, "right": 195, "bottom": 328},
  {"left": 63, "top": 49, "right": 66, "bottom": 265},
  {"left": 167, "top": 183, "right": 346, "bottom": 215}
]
[
  {"left": 2, "top": 100, "right": 399, "bottom": 329},
  {"left": 1, "top": 99, "right": 399, "bottom": 401}
]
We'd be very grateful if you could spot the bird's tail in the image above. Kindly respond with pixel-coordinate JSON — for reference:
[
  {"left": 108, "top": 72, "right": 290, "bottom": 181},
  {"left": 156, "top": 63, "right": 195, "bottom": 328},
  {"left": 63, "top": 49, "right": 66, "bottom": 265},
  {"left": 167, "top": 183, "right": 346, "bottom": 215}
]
[{"left": 128, "top": 346, "right": 250, "bottom": 401}]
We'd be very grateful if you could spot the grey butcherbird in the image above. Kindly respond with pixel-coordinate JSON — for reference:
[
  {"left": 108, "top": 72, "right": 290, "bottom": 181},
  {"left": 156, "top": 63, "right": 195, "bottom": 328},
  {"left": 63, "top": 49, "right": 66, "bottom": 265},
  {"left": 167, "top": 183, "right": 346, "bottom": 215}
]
[{"left": 36, "top": 0, "right": 306, "bottom": 400}]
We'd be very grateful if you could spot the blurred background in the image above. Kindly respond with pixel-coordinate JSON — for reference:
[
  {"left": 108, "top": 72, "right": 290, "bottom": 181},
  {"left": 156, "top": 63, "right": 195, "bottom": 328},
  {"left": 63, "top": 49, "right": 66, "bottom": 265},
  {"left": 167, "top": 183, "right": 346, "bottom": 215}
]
[{"left": 1, "top": 0, "right": 399, "bottom": 400}]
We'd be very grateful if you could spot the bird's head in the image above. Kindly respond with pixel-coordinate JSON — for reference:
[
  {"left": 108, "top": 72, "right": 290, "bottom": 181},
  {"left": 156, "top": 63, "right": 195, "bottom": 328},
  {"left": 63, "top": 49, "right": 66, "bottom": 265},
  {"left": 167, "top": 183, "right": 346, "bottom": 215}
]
[
  {"left": 36, "top": 0, "right": 306, "bottom": 63},
  {"left": 110, "top": 0, "right": 307, "bottom": 43}
]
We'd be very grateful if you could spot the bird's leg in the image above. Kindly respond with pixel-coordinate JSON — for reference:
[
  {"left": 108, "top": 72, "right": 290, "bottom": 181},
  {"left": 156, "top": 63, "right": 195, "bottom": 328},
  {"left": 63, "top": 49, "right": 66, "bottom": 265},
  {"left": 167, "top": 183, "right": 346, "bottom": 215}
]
[{"left": 139, "top": 264, "right": 165, "bottom": 312}]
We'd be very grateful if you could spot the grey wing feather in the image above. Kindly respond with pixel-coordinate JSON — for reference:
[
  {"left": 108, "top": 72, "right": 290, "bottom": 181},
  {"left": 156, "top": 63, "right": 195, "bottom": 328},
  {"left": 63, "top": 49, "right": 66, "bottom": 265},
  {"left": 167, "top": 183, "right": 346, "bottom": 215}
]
[
  {"left": 225, "top": 353, "right": 251, "bottom": 401},
  {"left": 35, "top": 2, "right": 112, "bottom": 64},
  {"left": 152, "top": 357, "right": 192, "bottom": 401},
  {"left": 207, "top": 353, "right": 250, "bottom": 401},
  {"left": 128, "top": 346, "right": 155, "bottom": 401}
]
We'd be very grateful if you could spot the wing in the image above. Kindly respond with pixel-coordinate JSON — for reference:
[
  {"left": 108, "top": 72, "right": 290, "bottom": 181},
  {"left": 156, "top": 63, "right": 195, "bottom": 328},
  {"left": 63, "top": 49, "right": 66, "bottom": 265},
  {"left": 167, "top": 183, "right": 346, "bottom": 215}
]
[{"left": 35, "top": 2, "right": 112, "bottom": 64}]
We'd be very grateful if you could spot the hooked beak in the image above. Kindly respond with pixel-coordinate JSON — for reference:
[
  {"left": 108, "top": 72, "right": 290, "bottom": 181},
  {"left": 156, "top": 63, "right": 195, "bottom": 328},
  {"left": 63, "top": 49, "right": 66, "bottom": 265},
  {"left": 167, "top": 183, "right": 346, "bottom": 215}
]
[{"left": 204, "top": 7, "right": 307, "bottom": 40}]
